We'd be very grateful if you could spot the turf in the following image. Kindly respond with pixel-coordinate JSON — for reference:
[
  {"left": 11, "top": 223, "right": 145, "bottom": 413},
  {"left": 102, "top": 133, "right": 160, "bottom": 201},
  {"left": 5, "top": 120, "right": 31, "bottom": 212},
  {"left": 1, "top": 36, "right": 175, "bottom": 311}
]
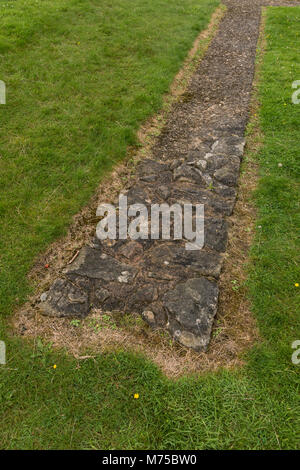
[
  {"left": 0, "top": 4, "right": 299, "bottom": 450},
  {"left": 0, "top": 0, "right": 218, "bottom": 318}
]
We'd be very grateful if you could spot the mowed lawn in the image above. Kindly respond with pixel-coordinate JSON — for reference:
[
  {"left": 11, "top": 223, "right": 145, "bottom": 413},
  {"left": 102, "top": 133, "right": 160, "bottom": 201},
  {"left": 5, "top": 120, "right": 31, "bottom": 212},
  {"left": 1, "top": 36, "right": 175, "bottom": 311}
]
[
  {"left": 0, "top": 3, "right": 299, "bottom": 449},
  {"left": 0, "top": 0, "right": 218, "bottom": 319}
]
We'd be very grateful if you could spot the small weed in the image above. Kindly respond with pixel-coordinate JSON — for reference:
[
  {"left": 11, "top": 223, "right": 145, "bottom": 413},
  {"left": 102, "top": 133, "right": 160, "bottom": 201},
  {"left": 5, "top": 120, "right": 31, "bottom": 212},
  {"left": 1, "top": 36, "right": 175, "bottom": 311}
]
[{"left": 231, "top": 279, "right": 240, "bottom": 292}]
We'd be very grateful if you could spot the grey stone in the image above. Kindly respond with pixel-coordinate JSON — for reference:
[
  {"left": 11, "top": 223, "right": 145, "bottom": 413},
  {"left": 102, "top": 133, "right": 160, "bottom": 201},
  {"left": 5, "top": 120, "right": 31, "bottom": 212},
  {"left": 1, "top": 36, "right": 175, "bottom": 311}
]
[
  {"left": 147, "top": 271, "right": 175, "bottom": 281},
  {"left": 65, "top": 246, "right": 137, "bottom": 282},
  {"left": 213, "top": 183, "right": 237, "bottom": 199},
  {"left": 195, "top": 160, "right": 208, "bottom": 171},
  {"left": 173, "top": 163, "right": 206, "bottom": 186},
  {"left": 156, "top": 185, "right": 171, "bottom": 200},
  {"left": 137, "top": 159, "right": 172, "bottom": 185},
  {"left": 117, "top": 240, "right": 143, "bottom": 259},
  {"left": 138, "top": 159, "right": 169, "bottom": 178},
  {"left": 205, "top": 218, "right": 228, "bottom": 252},
  {"left": 142, "top": 302, "right": 167, "bottom": 327},
  {"left": 214, "top": 165, "right": 239, "bottom": 187},
  {"left": 173, "top": 329, "right": 209, "bottom": 350},
  {"left": 205, "top": 154, "right": 240, "bottom": 172},
  {"left": 169, "top": 159, "right": 183, "bottom": 170},
  {"left": 211, "top": 137, "right": 245, "bottom": 158},
  {"left": 39, "top": 278, "right": 89, "bottom": 318},
  {"left": 94, "top": 286, "right": 110, "bottom": 303},
  {"left": 148, "top": 244, "right": 223, "bottom": 278},
  {"left": 163, "top": 277, "right": 219, "bottom": 351},
  {"left": 142, "top": 310, "right": 155, "bottom": 324},
  {"left": 187, "top": 141, "right": 211, "bottom": 155},
  {"left": 127, "top": 284, "right": 156, "bottom": 311},
  {"left": 40, "top": 292, "right": 48, "bottom": 302},
  {"left": 169, "top": 186, "right": 233, "bottom": 216},
  {"left": 126, "top": 185, "right": 150, "bottom": 206},
  {"left": 209, "top": 198, "right": 235, "bottom": 216},
  {"left": 172, "top": 249, "right": 223, "bottom": 279},
  {"left": 118, "top": 271, "right": 131, "bottom": 283},
  {"left": 140, "top": 174, "right": 157, "bottom": 183}
]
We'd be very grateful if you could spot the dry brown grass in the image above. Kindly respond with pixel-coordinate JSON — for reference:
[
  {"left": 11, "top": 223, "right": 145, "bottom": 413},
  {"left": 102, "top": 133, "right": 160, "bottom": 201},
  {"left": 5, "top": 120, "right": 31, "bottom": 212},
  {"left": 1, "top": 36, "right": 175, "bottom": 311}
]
[{"left": 12, "top": 5, "right": 265, "bottom": 378}]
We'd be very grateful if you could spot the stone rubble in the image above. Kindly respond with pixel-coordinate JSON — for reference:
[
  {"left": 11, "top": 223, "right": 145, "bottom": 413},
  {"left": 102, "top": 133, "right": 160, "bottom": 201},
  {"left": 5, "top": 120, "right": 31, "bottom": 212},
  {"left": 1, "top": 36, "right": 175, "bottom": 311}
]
[{"left": 39, "top": 133, "right": 244, "bottom": 351}]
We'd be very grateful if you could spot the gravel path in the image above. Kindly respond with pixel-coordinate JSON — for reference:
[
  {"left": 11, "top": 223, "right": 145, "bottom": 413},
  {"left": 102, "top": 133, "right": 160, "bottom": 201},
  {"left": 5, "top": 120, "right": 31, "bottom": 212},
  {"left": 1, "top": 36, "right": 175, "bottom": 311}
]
[{"left": 39, "top": 0, "right": 300, "bottom": 351}]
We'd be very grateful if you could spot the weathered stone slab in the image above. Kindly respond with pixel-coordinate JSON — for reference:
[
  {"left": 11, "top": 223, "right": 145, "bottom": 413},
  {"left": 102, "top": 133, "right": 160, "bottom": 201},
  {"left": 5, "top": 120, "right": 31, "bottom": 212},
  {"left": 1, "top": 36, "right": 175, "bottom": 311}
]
[
  {"left": 39, "top": 278, "right": 90, "bottom": 318},
  {"left": 211, "top": 137, "right": 245, "bottom": 159},
  {"left": 163, "top": 278, "right": 219, "bottom": 351},
  {"left": 205, "top": 218, "right": 228, "bottom": 253},
  {"left": 173, "top": 163, "right": 207, "bottom": 186},
  {"left": 169, "top": 185, "right": 236, "bottom": 216},
  {"left": 146, "top": 244, "right": 223, "bottom": 278},
  {"left": 64, "top": 246, "right": 137, "bottom": 283}
]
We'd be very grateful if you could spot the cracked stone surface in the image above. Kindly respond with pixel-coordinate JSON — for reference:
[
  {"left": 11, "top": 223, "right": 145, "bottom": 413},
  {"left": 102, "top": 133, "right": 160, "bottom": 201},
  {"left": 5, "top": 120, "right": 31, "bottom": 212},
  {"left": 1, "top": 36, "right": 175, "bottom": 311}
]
[
  {"left": 38, "top": 0, "right": 299, "bottom": 351},
  {"left": 163, "top": 278, "right": 219, "bottom": 351}
]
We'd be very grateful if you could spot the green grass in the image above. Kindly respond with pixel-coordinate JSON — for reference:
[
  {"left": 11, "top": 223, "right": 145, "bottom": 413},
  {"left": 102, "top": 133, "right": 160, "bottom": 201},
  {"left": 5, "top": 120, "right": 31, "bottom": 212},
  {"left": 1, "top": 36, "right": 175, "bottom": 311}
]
[
  {"left": 0, "top": 0, "right": 218, "bottom": 318},
  {"left": 0, "top": 4, "right": 300, "bottom": 450}
]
